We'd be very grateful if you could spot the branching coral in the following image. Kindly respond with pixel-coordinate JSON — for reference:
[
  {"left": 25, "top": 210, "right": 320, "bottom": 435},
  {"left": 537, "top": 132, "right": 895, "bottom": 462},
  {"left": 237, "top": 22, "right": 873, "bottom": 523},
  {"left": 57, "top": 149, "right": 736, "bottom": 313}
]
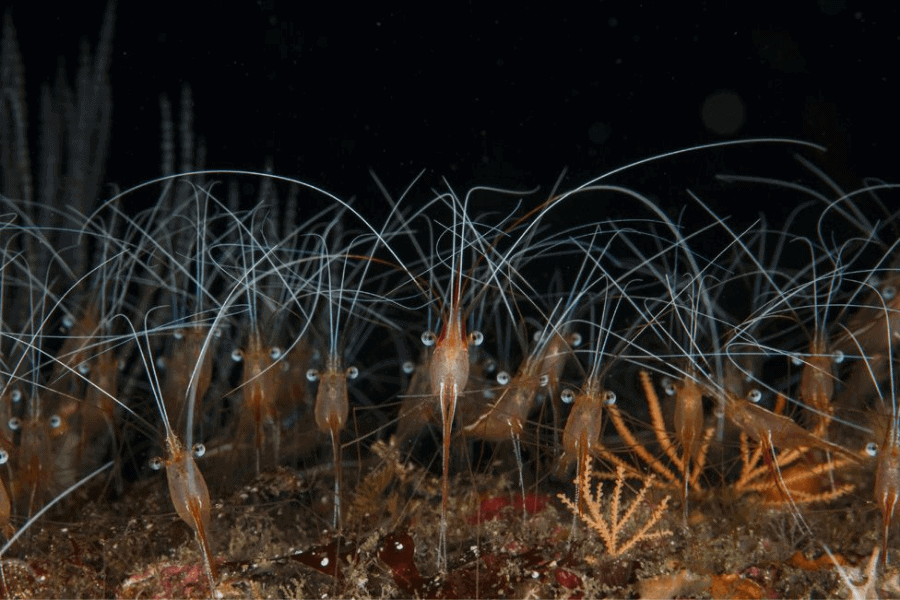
[{"left": 558, "top": 457, "right": 672, "bottom": 557}]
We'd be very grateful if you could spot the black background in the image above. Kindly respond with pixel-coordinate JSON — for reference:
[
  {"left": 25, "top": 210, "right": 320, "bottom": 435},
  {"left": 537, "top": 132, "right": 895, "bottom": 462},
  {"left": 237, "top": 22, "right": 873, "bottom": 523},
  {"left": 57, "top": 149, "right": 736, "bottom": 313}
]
[{"left": 6, "top": 1, "right": 898, "bottom": 216}]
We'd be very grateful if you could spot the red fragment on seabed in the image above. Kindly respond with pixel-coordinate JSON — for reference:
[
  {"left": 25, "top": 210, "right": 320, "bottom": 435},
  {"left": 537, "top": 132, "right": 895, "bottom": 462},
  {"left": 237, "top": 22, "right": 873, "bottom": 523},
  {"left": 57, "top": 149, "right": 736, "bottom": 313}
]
[
  {"left": 554, "top": 567, "right": 582, "bottom": 589},
  {"left": 379, "top": 531, "right": 426, "bottom": 595},
  {"left": 283, "top": 536, "right": 356, "bottom": 578},
  {"left": 469, "top": 494, "right": 549, "bottom": 524},
  {"left": 120, "top": 560, "right": 214, "bottom": 599}
]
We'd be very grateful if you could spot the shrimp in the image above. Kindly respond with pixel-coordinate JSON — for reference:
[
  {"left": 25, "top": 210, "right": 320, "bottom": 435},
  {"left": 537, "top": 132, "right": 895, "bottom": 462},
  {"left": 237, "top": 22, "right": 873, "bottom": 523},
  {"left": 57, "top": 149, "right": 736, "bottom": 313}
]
[{"left": 135, "top": 316, "right": 218, "bottom": 595}]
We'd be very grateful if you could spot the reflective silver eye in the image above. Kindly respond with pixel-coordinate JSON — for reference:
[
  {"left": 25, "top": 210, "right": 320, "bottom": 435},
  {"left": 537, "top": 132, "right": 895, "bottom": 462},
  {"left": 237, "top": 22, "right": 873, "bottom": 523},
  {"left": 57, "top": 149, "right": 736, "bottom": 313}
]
[
  {"left": 231, "top": 349, "right": 243, "bottom": 362},
  {"left": 346, "top": 366, "right": 359, "bottom": 380},
  {"left": 833, "top": 350, "right": 844, "bottom": 364},
  {"left": 884, "top": 285, "right": 897, "bottom": 300},
  {"left": 866, "top": 442, "right": 878, "bottom": 457},
  {"left": 62, "top": 315, "right": 75, "bottom": 329},
  {"left": 0, "top": 449, "right": 7, "bottom": 464},
  {"left": 561, "top": 389, "right": 575, "bottom": 404},
  {"left": 421, "top": 331, "right": 436, "bottom": 347},
  {"left": 570, "top": 332, "right": 583, "bottom": 348},
  {"left": 49, "top": 415, "right": 62, "bottom": 429},
  {"left": 8, "top": 417, "right": 21, "bottom": 431},
  {"left": 603, "top": 391, "right": 617, "bottom": 405},
  {"left": 173, "top": 328, "right": 185, "bottom": 340},
  {"left": 496, "top": 371, "right": 510, "bottom": 385},
  {"left": 484, "top": 359, "right": 497, "bottom": 374},
  {"left": 192, "top": 443, "right": 206, "bottom": 458},
  {"left": 10, "top": 389, "right": 22, "bottom": 403},
  {"left": 402, "top": 361, "right": 416, "bottom": 375},
  {"left": 213, "top": 327, "right": 223, "bottom": 339},
  {"left": 149, "top": 456, "right": 164, "bottom": 471},
  {"left": 748, "top": 389, "right": 762, "bottom": 403},
  {"left": 791, "top": 354, "right": 802, "bottom": 366},
  {"left": 306, "top": 369, "right": 319, "bottom": 382},
  {"left": 270, "top": 346, "right": 283, "bottom": 360},
  {"left": 78, "top": 362, "right": 90, "bottom": 375},
  {"left": 469, "top": 331, "right": 484, "bottom": 347},
  {"left": 662, "top": 378, "right": 676, "bottom": 396},
  {"left": 539, "top": 374, "right": 549, "bottom": 388}
]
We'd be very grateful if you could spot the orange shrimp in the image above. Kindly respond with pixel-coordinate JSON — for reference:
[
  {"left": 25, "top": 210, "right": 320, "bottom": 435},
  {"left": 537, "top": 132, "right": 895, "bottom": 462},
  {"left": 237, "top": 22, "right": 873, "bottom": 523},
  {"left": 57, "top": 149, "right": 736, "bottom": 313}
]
[
  {"left": 231, "top": 328, "right": 281, "bottom": 474},
  {"left": 309, "top": 353, "right": 356, "bottom": 531},
  {"left": 152, "top": 434, "right": 217, "bottom": 592},
  {"left": 665, "top": 371, "right": 707, "bottom": 521},
  {"left": 721, "top": 387, "right": 857, "bottom": 460},
  {"left": 430, "top": 302, "right": 472, "bottom": 570},
  {"left": 557, "top": 380, "right": 616, "bottom": 516},
  {"left": 796, "top": 333, "right": 839, "bottom": 433},
  {"left": 873, "top": 424, "right": 900, "bottom": 568},
  {"left": 161, "top": 324, "right": 217, "bottom": 434},
  {"left": 463, "top": 318, "right": 578, "bottom": 511},
  {"left": 132, "top": 316, "right": 218, "bottom": 595}
]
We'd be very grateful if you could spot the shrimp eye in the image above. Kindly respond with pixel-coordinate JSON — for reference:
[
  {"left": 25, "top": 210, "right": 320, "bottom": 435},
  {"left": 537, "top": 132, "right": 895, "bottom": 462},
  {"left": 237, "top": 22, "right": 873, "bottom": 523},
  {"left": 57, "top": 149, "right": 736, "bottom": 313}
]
[
  {"left": 791, "top": 354, "right": 803, "bottom": 366},
  {"left": 270, "top": 346, "right": 283, "bottom": 360},
  {"left": 402, "top": 360, "right": 416, "bottom": 375},
  {"left": 533, "top": 330, "right": 541, "bottom": 343},
  {"left": 883, "top": 285, "right": 897, "bottom": 300},
  {"left": 496, "top": 371, "right": 510, "bottom": 385},
  {"left": 306, "top": 368, "right": 319, "bottom": 382},
  {"left": 866, "top": 442, "right": 878, "bottom": 457},
  {"left": 662, "top": 378, "right": 676, "bottom": 396},
  {"left": 833, "top": 350, "right": 845, "bottom": 364},
  {"left": 421, "top": 331, "right": 436, "bottom": 347},
  {"left": 468, "top": 331, "right": 484, "bottom": 346},
  {"left": 192, "top": 443, "right": 206, "bottom": 458},
  {"left": 213, "top": 327, "right": 223, "bottom": 339},
  {"left": 231, "top": 348, "right": 244, "bottom": 362},
  {"left": 570, "top": 332, "right": 583, "bottom": 348},
  {"left": 539, "top": 374, "right": 549, "bottom": 387},
  {"left": 62, "top": 315, "right": 75, "bottom": 329},
  {"left": 0, "top": 450, "right": 7, "bottom": 464},
  {"left": 561, "top": 389, "right": 575, "bottom": 404},
  {"left": 78, "top": 362, "right": 90, "bottom": 376},
  {"left": 603, "top": 391, "right": 617, "bottom": 405},
  {"left": 748, "top": 389, "right": 762, "bottom": 403},
  {"left": 7, "top": 417, "right": 21, "bottom": 431},
  {"left": 483, "top": 359, "right": 497, "bottom": 374},
  {"left": 149, "top": 456, "right": 164, "bottom": 471},
  {"left": 173, "top": 328, "right": 185, "bottom": 340},
  {"left": 346, "top": 366, "right": 359, "bottom": 380},
  {"left": 10, "top": 389, "right": 22, "bottom": 403},
  {"left": 49, "top": 415, "right": 62, "bottom": 429}
]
